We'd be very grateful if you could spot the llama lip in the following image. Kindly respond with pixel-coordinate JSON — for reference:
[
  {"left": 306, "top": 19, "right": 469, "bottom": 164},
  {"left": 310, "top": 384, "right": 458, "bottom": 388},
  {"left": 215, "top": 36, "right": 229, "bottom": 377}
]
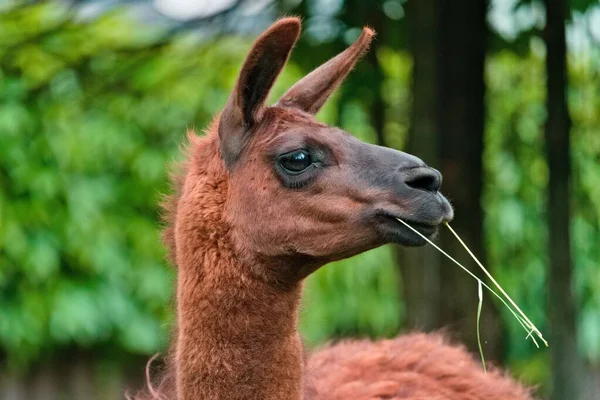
[
  {"left": 375, "top": 212, "right": 439, "bottom": 244},
  {"left": 394, "top": 218, "right": 438, "bottom": 236}
]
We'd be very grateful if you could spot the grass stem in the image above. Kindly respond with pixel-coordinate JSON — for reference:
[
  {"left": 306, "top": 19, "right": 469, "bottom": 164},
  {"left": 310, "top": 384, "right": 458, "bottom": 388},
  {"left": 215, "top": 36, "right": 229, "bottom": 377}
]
[{"left": 394, "top": 218, "right": 548, "bottom": 352}]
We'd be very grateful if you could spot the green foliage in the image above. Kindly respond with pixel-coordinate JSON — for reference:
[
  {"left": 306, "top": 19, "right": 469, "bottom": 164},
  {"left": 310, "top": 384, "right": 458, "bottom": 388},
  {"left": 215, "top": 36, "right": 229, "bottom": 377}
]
[
  {"left": 302, "top": 246, "right": 402, "bottom": 346},
  {"left": 484, "top": 51, "right": 549, "bottom": 368},
  {"left": 569, "top": 53, "right": 600, "bottom": 364},
  {"left": 0, "top": 3, "right": 256, "bottom": 368},
  {"left": 484, "top": 50, "right": 600, "bottom": 375}
]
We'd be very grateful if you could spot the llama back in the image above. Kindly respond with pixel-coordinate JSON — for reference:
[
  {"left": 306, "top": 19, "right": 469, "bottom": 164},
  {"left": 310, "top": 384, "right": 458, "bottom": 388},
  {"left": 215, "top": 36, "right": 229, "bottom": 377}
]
[{"left": 305, "top": 333, "right": 536, "bottom": 400}]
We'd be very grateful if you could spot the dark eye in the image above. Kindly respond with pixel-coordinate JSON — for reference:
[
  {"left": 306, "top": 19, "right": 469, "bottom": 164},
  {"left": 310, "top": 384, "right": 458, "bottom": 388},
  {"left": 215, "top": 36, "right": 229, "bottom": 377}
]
[{"left": 278, "top": 150, "right": 313, "bottom": 174}]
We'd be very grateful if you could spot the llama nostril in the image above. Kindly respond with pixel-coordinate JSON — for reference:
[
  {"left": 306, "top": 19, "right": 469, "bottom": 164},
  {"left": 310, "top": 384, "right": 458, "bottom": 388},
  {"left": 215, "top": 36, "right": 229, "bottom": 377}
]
[{"left": 404, "top": 168, "right": 442, "bottom": 193}]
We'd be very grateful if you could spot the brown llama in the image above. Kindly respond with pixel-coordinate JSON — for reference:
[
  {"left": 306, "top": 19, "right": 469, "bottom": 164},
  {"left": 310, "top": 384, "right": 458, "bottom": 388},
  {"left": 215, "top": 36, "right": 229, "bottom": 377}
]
[{"left": 133, "top": 17, "right": 536, "bottom": 400}]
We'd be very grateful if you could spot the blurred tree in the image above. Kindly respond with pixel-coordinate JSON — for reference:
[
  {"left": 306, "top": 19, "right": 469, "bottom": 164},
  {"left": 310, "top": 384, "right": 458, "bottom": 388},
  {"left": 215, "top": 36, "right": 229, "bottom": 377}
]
[
  {"left": 436, "top": 0, "right": 505, "bottom": 363},
  {"left": 399, "top": 0, "right": 505, "bottom": 362},
  {"left": 543, "top": 0, "right": 589, "bottom": 398},
  {"left": 397, "top": 0, "right": 442, "bottom": 333},
  {"left": 339, "top": 0, "right": 391, "bottom": 147}
]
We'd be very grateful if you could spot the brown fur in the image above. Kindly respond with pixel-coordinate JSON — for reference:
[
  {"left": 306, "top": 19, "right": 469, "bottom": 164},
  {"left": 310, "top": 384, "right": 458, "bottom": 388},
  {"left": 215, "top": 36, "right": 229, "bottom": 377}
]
[
  {"left": 306, "top": 333, "right": 534, "bottom": 399},
  {"left": 132, "top": 17, "right": 536, "bottom": 400}
]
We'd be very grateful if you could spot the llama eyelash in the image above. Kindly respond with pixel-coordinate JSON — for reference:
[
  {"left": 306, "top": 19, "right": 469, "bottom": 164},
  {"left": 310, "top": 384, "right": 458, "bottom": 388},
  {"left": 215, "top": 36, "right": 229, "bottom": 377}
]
[{"left": 276, "top": 163, "right": 321, "bottom": 189}]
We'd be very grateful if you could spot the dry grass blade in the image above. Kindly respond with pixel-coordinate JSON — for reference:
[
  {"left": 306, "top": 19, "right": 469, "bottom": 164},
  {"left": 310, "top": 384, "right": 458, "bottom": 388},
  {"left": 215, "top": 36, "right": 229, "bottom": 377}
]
[
  {"left": 476, "top": 280, "right": 486, "bottom": 373},
  {"left": 394, "top": 218, "right": 548, "bottom": 350},
  {"left": 444, "top": 223, "right": 548, "bottom": 347}
]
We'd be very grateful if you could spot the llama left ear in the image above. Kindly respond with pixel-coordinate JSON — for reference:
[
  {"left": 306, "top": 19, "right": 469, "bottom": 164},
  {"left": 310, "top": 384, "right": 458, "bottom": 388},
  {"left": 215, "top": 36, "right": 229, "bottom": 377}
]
[
  {"left": 277, "top": 27, "right": 374, "bottom": 115},
  {"left": 219, "top": 17, "right": 301, "bottom": 167}
]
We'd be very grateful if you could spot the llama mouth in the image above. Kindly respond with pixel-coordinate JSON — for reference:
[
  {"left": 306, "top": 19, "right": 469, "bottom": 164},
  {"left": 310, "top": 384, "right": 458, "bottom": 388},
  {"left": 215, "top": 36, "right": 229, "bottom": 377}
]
[
  {"left": 375, "top": 213, "right": 439, "bottom": 246},
  {"left": 393, "top": 217, "right": 438, "bottom": 236}
]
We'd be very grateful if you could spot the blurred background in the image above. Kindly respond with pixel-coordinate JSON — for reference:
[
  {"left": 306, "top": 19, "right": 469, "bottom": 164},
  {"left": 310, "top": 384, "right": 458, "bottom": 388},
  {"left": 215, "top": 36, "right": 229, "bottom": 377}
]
[{"left": 0, "top": 0, "right": 598, "bottom": 399}]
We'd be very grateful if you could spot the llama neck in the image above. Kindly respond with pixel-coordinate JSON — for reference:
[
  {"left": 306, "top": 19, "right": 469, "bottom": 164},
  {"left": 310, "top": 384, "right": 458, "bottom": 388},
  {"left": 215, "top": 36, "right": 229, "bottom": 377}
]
[
  {"left": 168, "top": 133, "right": 305, "bottom": 399},
  {"left": 175, "top": 246, "right": 304, "bottom": 400}
]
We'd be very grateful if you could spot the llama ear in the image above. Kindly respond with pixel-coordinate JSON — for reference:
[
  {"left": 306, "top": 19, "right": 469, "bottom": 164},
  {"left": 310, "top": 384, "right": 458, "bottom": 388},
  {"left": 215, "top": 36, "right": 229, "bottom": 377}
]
[
  {"left": 277, "top": 27, "right": 374, "bottom": 115},
  {"left": 219, "top": 17, "right": 301, "bottom": 167}
]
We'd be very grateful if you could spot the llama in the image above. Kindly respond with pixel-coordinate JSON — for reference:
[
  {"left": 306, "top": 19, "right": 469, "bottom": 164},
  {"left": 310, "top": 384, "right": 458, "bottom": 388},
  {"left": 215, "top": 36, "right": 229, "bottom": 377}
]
[{"left": 133, "top": 17, "right": 535, "bottom": 400}]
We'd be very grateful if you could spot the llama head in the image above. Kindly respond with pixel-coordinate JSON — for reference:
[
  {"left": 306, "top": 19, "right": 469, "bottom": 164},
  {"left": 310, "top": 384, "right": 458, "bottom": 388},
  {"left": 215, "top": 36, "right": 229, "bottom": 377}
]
[{"left": 177, "top": 17, "right": 453, "bottom": 279}]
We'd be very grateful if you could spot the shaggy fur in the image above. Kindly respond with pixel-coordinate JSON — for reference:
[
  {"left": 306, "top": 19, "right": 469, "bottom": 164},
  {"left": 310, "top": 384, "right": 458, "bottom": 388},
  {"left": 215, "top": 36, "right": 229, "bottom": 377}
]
[
  {"left": 132, "top": 17, "right": 536, "bottom": 400},
  {"left": 306, "top": 333, "right": 534, "bottom": 399}
]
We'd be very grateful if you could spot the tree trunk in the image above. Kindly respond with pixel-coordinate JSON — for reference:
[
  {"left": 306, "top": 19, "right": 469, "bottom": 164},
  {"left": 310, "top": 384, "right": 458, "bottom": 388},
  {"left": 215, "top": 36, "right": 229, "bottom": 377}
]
[
  {"left": 436, "top": 0, "right": 504, "bottom": 363},
  {"left": 397, "top": 0, "right": 442, "bottom": 332},
  {"left": 364, "top": 5, "right": 386, "bottom": 148},
  {"left": 367, "top": 41, "right": 386, "bottom": 148},
  {"left": 543, "top": 0, "right": 589, "bottom": 398}
]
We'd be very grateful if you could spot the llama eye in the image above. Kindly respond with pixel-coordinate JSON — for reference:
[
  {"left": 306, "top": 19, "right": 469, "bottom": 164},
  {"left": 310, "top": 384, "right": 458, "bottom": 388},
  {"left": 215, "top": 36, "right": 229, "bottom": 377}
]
[{"left": 278, "top": 150, "right": 312, "bottom": 174}]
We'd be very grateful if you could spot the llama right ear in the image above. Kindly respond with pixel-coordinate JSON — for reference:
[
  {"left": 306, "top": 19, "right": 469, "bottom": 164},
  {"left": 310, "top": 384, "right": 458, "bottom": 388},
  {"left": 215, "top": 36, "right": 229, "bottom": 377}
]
[
  {"left": 219, "top": 17, "right": 301, "bottom": 167},
  {"left": 277, "top": 27, "right": 374, "bottom": 115}
]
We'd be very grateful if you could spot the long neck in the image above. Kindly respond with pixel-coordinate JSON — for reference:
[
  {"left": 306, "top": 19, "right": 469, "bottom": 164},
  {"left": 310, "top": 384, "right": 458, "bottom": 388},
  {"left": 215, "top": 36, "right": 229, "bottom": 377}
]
[
  {"left": 168, "top": 133, "right": 305, "bottom": 399},
  {"left": 174, "top": 218, "right": 304, "bottom": 399}
]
